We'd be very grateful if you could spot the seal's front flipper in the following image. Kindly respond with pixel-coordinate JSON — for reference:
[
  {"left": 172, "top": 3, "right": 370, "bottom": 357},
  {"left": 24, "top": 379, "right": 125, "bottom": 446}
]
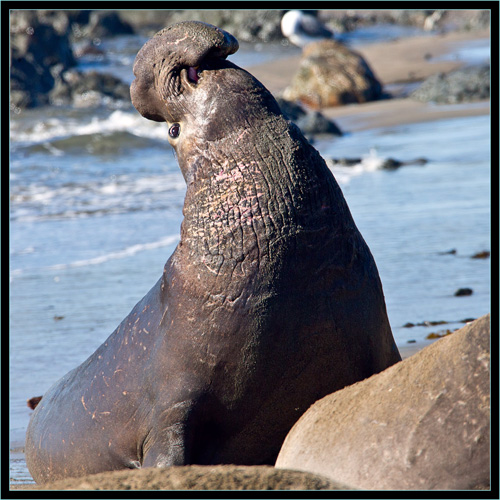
[
  {"left": 141, "top": 400, "right": 196, "bottom": 467},
  {"left": 142, "top": 429, "right": 188, "bottom": 467}
]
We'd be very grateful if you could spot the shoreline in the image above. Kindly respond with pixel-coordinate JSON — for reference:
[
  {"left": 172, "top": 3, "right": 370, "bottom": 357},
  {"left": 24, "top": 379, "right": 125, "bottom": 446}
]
[
  {"left": 250, "top": 29, "right": 490, "bottom": 132},
  {"left": 322, "top": 99, "right": 489, "bottom": 133}
]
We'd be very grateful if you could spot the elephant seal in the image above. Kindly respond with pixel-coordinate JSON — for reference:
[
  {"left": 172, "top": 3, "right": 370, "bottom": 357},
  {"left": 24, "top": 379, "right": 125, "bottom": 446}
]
[
  {"left": 25, "top": 21, "right": 401, "bottom": 484},
  {"left": 276, "top": 315, "right": 490, "bottom": 490}
]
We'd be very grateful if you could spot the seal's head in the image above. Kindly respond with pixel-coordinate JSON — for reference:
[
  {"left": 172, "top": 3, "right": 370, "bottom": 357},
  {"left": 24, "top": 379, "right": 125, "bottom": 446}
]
[
  {"left": 130, "top": 22, "right": 282, "bottom": 183},
  {"left": 131, "top": 21, "right": 238, "bottom": 123}
]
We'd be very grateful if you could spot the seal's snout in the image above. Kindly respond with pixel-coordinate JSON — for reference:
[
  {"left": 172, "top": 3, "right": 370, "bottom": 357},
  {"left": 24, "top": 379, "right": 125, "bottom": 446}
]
[
  {"left": 178, "top": 21, "right": 239, "bottom": 63},
  {"left": 131, "top": 21, "right": 239, "bottom": 123}
]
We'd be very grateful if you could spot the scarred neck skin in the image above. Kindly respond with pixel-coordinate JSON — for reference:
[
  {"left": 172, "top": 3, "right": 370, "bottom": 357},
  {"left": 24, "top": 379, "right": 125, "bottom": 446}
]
[
  {"left": 177, "top": 100, "right": 354, "bottom": 286},
  {"left": 130, "top": 22, "right": 356, "bottom": 291}
]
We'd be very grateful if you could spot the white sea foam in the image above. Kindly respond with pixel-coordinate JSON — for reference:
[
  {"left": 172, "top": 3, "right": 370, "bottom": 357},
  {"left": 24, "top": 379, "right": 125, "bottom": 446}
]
[
  {"left": 10, "top": 110, "right": 168, "bottom": 147},
  {"left": 10, "top": 172, "right": 186, "bottom": 222},
  {"left": 326, "top": 148, "right": 386, "bottom": 185},
  {"left": 10, "top": 234, "right": 180, "bottom": 279}
]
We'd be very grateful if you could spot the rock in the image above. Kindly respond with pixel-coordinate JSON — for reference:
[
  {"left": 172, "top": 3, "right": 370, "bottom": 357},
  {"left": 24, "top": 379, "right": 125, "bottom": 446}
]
[
  {"left": 283, "top": 39, "right": 383, "bottom": 109},
  {"left": 275, "top": 98, "right": 342, "bottom": 136},
  {"left": 455, "top": 287, "right": 473, "bottom": 296},
  {"left": 73, "top": 43, "right": 105, "bottom": 58},
  {"left": 326, "top": 156, "right": 427, "bottom": 170},
  {"left": 425, "top": 329, "right": 455, "bottom": 339},
  {"left": 111, "top": 11, "right": 175, "bottom": 34},
  {"left": 380, "top": 157, "right": 427, "bottom": 170},
  {"left": 49, "top": 69, "right": 130, "bottom": 107},
  {"left": 225, "top": 10, "right": 284, "bottom": 43},
  {"left": 84, "top": 11, "right": 134, "bottom": 39},
  {"left": 327, "top": 157, "right": 363, "bottom": 167},
  {"left": 318, "top": 9, "right": 490, "bottom": 33},
  {"left": 411, "top": 64, "right": 490, "bottom": 104},
  {"left": 134, "top": 10, "right": 285, "bottom": 42},
  {"left": 27, "top": 396, "right": 43, "bottom": 410},
  {"left": 118, "top": 10, "right": 490, "bottom": 39},
  {"left": 10, "top": 10, "right": 76, "bottom": 108},
  {"left": 438, "top": 249, "right": 457, "bottom": 255},
  {"left": 10, "top": 10, "right": 132, "bottom": 110},
  {"left": 404, "top": 320, "right": 448, "bottom": 328},
  {"left": 379, "top": 158, "right": 404, "bottom": 170},
  {"left": 471, "top": 251, "right": 490, "bottom": 259},
  {"left": 10, "top": 10, "right": 74, "bottom": 38},
  {"left": 461, "top": 317, "right": 476, "bottom": 323},
  {"left": 433, "top": 10, "right": 491, "bottom": 32},
  {"left": 276, "top": 314, "right": 490, "bottom": 490},
  {"left": 35, "top": 466, "right": 353, "bottom": 491}
]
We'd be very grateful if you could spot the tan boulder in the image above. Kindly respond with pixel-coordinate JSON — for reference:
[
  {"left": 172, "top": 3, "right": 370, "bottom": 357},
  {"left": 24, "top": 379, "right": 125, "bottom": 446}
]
[
  {"left": 34, "top": 465, "right": 353, "bottom": 490},
  {"left": 276, "top": 314, "right": 490, "bottom": 490},
  {"left": 283, "top": 40, "right": 383, "bottom": 109}
]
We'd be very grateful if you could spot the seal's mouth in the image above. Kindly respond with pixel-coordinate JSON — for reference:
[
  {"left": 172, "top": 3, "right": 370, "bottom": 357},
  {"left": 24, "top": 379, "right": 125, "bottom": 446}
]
[
  {"left": 131, "top": 22, "right": 239, "bottom": 123},
  {"left": 183, "top": 61, "right": 224, "bottom": 89},
  {"left": 181, "top": 65, "right": 202, "bottom": 90},
  {"left": 187, "top": 66, "right": 200, "bottom": 84}
]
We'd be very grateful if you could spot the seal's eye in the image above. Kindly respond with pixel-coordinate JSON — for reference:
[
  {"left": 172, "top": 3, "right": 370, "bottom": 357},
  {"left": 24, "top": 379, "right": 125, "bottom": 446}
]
[{"left": 169, "top": 124, "right": 180, "bottom": 138}]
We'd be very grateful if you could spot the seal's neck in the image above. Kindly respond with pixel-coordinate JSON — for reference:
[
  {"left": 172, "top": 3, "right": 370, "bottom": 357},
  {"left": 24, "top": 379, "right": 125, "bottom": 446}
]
[{"left": 178, "top": 113, "right": 350, "bottom": 278}]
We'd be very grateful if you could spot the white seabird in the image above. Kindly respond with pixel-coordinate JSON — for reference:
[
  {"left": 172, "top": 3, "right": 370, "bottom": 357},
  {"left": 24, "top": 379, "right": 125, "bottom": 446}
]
[{"left": 281, "top": 10, "right": 334, "bottom": 48}]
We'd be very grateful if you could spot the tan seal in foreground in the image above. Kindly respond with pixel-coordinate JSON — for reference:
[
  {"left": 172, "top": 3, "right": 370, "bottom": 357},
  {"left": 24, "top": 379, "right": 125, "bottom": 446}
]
[
  {"left": 25, "top": 21, "right": 401, "bottom": 484},
  {"left": 276, "top": 314, "right": 490, "bottom": 490}
]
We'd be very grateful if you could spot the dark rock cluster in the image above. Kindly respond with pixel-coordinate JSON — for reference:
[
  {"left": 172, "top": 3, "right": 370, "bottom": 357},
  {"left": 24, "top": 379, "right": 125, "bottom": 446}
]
[
  {"left": 275, "top": 98, "right": 343, "bottom": 136},
  {"left": 10, "top": 10, "right": 134, "bottom": 110},
  {"left": 149, "top": 10, "right": 285, "bottom": 43},
  {"left": 410, "top": 64, "right": 490, "bottom": 104},
  {"left": 319, "top": 9, "right": 490, "bottom": 34},
  {"left": 326, "top": 156, "right": 427, "bottom": 170},
  {"left": 119, "top": 10, "right": 490, "bottom": 39},
  {"left": 10, "top": 10, "right": 490, "bottom": 112},
  {"left": 10, "top": 11, "right": 76, "bottom": 108},
  {"left": 49, "top": 70, "right": 130, "bottom": 107}
]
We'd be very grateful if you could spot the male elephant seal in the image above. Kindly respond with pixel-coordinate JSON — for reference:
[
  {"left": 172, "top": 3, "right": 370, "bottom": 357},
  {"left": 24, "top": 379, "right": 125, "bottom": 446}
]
[{"left": 25, "top": 21, "right": 401, "bottom": 484}]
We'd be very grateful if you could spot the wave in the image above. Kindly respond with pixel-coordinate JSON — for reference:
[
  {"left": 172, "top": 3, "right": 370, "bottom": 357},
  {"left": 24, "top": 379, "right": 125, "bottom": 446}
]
[
  {"left": 11, "top": 143, "right": 401, "bottom": 224},
  {"left": 10, "top": 172, "right": 186, "bottom": 222},
  {"left": 10, "top": 235, "right": 180, "bottom": 279},
  {"left": 10, "top": 109, "right": 168, "bottom": 148},
  {"left": 48, "top": 234, "right": 180, "bottom": 271}
]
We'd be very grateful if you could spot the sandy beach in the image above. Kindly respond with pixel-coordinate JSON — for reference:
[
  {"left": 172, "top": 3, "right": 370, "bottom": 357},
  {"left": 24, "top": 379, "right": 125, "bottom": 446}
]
[
  {"left": 10, "top": 25, "right": 490, "bottom": 491},
  {"left": 251, "top": 28, "right": 490, "bottom": 132}
]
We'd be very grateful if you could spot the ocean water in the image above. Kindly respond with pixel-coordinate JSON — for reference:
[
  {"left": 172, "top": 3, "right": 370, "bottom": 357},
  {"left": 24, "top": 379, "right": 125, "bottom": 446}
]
[{"left": 9, "top": 30, "right": 490, "bottom": 485}]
